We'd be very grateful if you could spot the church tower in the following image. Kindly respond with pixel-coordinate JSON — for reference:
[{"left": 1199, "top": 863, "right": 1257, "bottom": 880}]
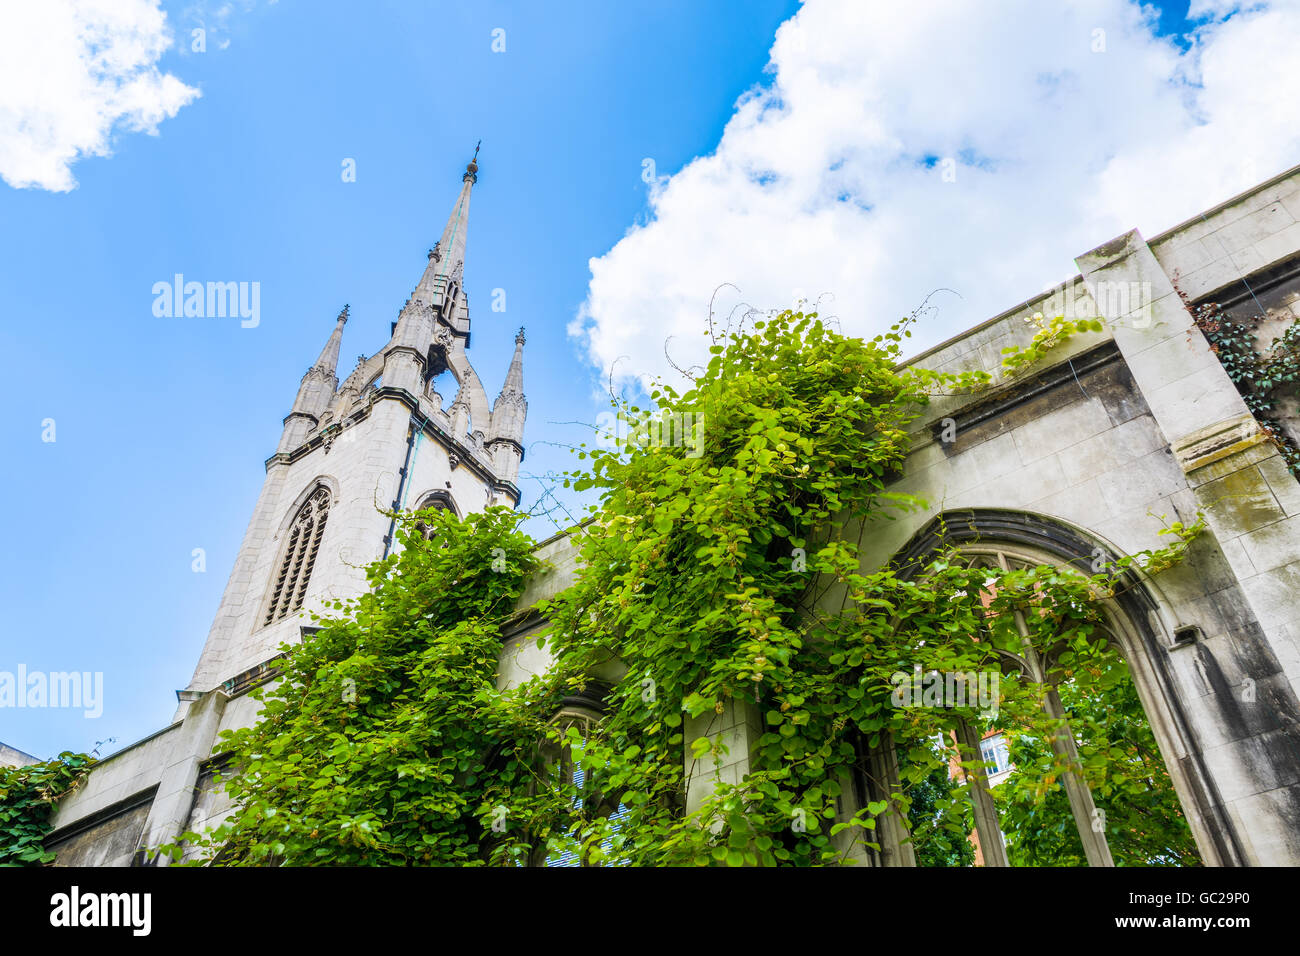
[{"left": 178, "top": 150, "right": 527, "bottom": 710}]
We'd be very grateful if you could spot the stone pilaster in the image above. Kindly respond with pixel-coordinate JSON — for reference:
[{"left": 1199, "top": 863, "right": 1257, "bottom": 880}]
[
  {"left": 137, "top": 688, "right": 229, "bottom": 864},
  {"left": 1078, "top": 230, "right": 1300, "bottom": 865}
]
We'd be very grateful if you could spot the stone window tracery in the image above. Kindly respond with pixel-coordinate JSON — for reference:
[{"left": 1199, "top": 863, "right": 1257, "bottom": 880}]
[
  {"left": 539, "top": 706, "right": 629, "bottom": 868},
  {"left": 413, "top": 493, "right": 456, "bottom": 541},
  {"left": 263, "top": 486, "right": 331, "bottom": 627}
]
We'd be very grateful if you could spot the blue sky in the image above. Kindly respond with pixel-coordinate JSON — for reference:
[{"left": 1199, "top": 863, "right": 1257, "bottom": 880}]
[
  {"left": 4, "top": 0, "right": 1298, "bottom": 760},
  {"left": 0, "top": 0, "right": 800, "bottom": 758}
]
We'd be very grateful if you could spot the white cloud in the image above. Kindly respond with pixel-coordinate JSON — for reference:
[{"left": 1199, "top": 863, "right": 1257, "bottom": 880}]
[
  {"left": 179, "top": 0, "right": 265, "bottom": 55},
  {"left": 0, "top": 0, "right": 199, "bottom": 192},
  {"left": 1188, "top": 0, "right": 1269, "bottom": 18},
  {"left": 571, "top": 0, "right": 1300, "bottom": 390}
]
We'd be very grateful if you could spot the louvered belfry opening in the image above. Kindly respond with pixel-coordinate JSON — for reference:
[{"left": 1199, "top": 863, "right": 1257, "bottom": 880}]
[{"left": 264, "top": 486, "right": 331, "bottom": 626}]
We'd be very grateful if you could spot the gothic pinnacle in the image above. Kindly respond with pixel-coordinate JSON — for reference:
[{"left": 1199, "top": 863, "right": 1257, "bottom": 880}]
[
  {"left": 496, "top": 329, "right": 526, "bottom": 408},
  {"left": 489, "top": 323, "right": 527, "bottom": 463},
  {"left": 308, "top": 305, "right": 347, "bottom": 377}
]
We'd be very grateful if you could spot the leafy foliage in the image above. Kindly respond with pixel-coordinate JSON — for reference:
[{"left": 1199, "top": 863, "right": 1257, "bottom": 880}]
[
  {"left": 1000, "top": 311, "right": 1104, "bottom": 375},
  {"left": 168, "top": 307, "right": 1203, "bottom": 867},
  {"left": 903, "top": 756, "right": 976, "bottom": 868},
  {"left": 1190, "top": 298, "right": 1300, "bottom": 476},
  {"left": 165, "top": 506, "right": 549, "bottom": 865},
  {"left": 995, "top": 647, "right": 1200, "bottom": 866},
  {"left": 530, "top": 308, "right": 1200, "bottom": 865},
  {"left": 0, "top": 752, "right": 94, "bottom": 865}
]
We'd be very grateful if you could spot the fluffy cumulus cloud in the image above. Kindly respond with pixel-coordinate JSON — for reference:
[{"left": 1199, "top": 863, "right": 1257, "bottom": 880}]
[
  {"left": 0, "top": 0, "right": 199, "bottom": 192},
  {"left": 572, "top": 0, "right": 1300, "bottom": 389}
]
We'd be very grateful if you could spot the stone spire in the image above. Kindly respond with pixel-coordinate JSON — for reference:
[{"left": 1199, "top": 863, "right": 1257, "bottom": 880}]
[
  {"left": 309, "top": 304, "right": 348, "bottom": 377},
  {"left": 488, "top": 327, "right": 527, "bottom": 481},
  {"left": 408, "top": 147, "right": 477, "bottom": 309},
  {"left": 386, "top": 149, "right": 480, "bottom": 391},
  {"left": 278, "top": 305, "right": 349, "bottom": 453}
]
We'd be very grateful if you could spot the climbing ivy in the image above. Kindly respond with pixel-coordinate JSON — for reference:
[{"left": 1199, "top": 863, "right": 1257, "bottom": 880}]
[
  {"left": 1189, "top": 297, "right": 1300, "bottom": 475},
  {"left": 0, "top": 751, "right": 94, "bottom": 865},
  {"left": 527, "top": 308, "right": 1201, "bottom": 865},
  {"left": 165, "top": 308, "right": 1202, "bottom": 867}
]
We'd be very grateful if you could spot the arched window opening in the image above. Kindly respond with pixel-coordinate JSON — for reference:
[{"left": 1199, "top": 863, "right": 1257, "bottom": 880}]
[
  {"left": 894, "top": 538, "right": 1201, "bottom": 868},
  {"left": 263, "top": 486, "right": 331, "bottom": 627},
  {"left": 427, "top": 369, "right": 456, "bottom": 409},
  {"left": 412, "top": 493, "right": 457, "bottom": 541},
  {"left": 529, "top": 698, "right": 629, "bottom": 867}
]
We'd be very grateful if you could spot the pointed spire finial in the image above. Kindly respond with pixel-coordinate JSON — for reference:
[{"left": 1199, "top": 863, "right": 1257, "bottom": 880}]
[
  {"left": 400, "top": 149, "right": 477, "bottom": 342},
  {"left": 305, "top": 305, "right": 347, "bottom": 380},
  {"left": 515, "top": 326, "right": 526, "bottom": 346},
  {"left": 464, "top": 141, "right": 480, "bottom": 183}
]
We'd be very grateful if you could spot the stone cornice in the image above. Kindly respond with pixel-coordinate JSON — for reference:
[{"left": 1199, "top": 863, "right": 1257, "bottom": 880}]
[
  {"left": 485, "top": 435, "right": 525, "bottom": 458},
  {"left": 1171, "top": 414, "right": 1267, "bottom": 474},
  {"left": 919, "top": 340, "right": 1123, "bottom": 448},
  {"left": 491, "top": 479, "right": 522, "bottom": 507},
  {"left": 266, "top": 405, "right": 374, "bottom": 470},
  {"left": 274, "top": 386, "right": 510, "bottom": 485}
]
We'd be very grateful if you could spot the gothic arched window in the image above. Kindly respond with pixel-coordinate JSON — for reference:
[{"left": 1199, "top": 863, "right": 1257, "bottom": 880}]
[
  {"left": 884, "top": 519, "right": 1204, "bottom": 868},
  {"left": 529, "top": 689, "right": 629, "bottom": 867},
  {"left": 413, "top": 492, "right": 458, "bottom": 541},
  {"left": 263, "top": 486, "right": 331, "bottom": 626}
]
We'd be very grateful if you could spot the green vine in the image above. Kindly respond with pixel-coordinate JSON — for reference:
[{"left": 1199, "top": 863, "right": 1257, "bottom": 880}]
[
  {"left": 1187, "top": 296, "right": 1300, "bottom": 476},
  {"left": 1000, "top": 311, "right": 1104, "bottom": 375},
  {"left": 164, "top": 308, "right": 1203, "bottom": 867},
  {"left": 0, "top": 751, "right": 95, "bottom": 865}
]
